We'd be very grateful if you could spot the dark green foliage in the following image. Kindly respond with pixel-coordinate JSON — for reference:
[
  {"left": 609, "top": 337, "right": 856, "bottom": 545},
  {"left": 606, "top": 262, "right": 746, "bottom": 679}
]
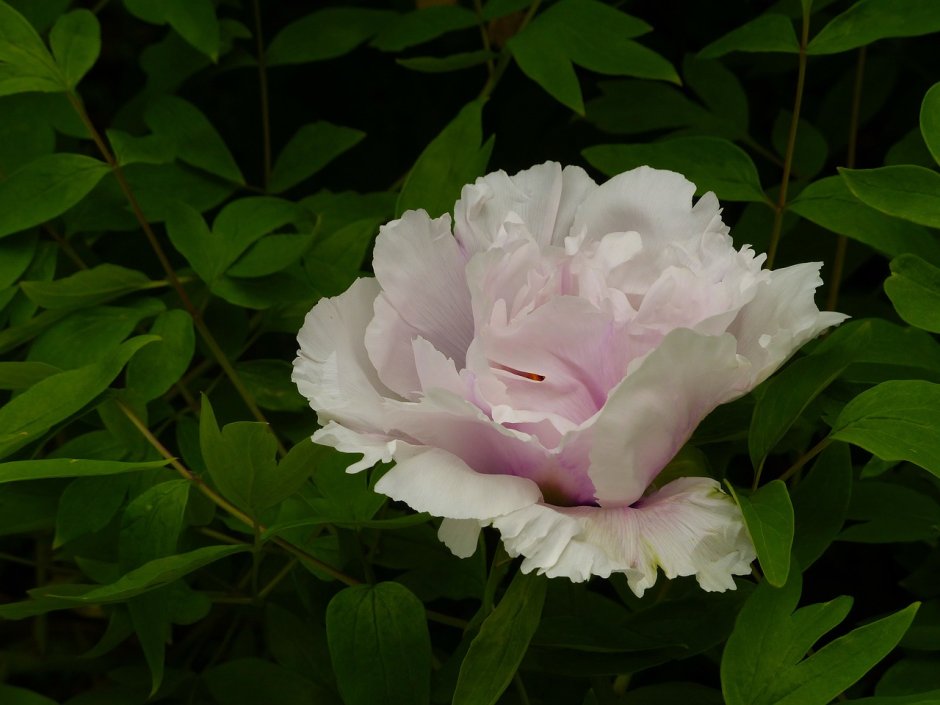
[{"left": 0, "top": 1, "right": 939, "bottom": 704}]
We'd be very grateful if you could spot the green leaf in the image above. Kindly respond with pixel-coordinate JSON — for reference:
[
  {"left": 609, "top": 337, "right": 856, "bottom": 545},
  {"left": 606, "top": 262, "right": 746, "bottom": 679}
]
[
  {"left": 885, "top": 254, "right": 940, "bottom": 333},
  {"left": 789, "top": 177, "right": 940, "bottom": 263},
  {"left": 0, "top": 685, "right": 58, "bottom": 705},
  {"left": 0, "top": 360, "right": 58, "bottom": 389},
  {"left": 204, "top": 658, "right": 336, "bottom": 705},
  {"left": 841, "top": 480, "right": 940, "bottom": 543},
  {"left": 20, "top": 264, "right": 153, "bottom": 309},
  {"left": 267, "top": 8, "right": 395, "bottom": 67},
  {"left": 371, "top": 5, "right": 477, "bottom": 52},
  {"left": 0, "top": 457, "right": 167, "bottom": 485},
  {"left": 808, "top": 0, "right": 940, "bottom": 55},
  {"left": 326, "top": 582, "right": 431, "bottom": 705},
  {"left": 396, "top": 99, "right": 492, "bottom": 218},
  {"left": 397, "top": 49, "right": 495, "bottom": 74},
  {"left": 683, "top": 55, "right": 749, "bottom": 132},
  {"left": 0, "top": 0, "right": 62, "bottom": 96},
  {"left": 251, "top": 438, "right": 318, "bottom": 510},
  {"left": 0, "top": 153, "right": 110, "bottom": 239},
  {"left": 55, "top": 474, "right": 130, "bottom": 547},
  {"left": 771, "top": 111, "right": 828, "bottom": 179},
  {"left": 234, "top": 359, "right": 307, "bottom": 411},
  {"left": 731, "top": 480, "right": 794, "bottom": 586},
  {"left": 0, "top": 97, "right": 54, "bottom": 173},
  {"left": 831, "top": 380, "right": 940, "bottom": 479},
  {"left": 508, "top": 0, "right": 674, "bottom": 115},
  {"left": 583, "top": 137, "right": 767, "bottom": 203},
  {"left": 124, "top": 0, "right": 220, "bottom": 60},
  {"left": 482, "top": 0, "right": 531, "bottom": 21},
  {"left": 722, "top": 570, "right": 918, "bottom": 705},
  {"left": 49, "top": 9, "right": 99, "bottom": 89},
  {"left": 454, "top": 570, "right": 547, "bottom": 705},
  {"left": 699, "top": 14, "right": 800, "bottom": 58},
  {"left": 269, "top": 121, "right": 365, "bottom": 194},
  {"left": 748, "top": 321, "right": 871, "bottom": 467},
  {"left": 0, "top": 335, "right": 157, "bottom": 459},
  {"left": 144, "top": 95, "right": 243, "bottom": 184},
  {"left": 119, "top": 479, "right": 190, "bottom": 570},
  {"left": 840, "top": 166, "right": 940, "bottom": 229},
  {"left": 791, "top": 443, "right": 853, "bottom": 569},
  {"left": 106, "top": 129, "right": 175, "bottom": 166},
  {"left": 921, "top": 83, "right": 940, "bottom": 166},
  {"left": 227, "top": 231, "right": 316, "bottom": 279},
  {"left": 126, "top": 309, "right": 195, "bottom": 401}
]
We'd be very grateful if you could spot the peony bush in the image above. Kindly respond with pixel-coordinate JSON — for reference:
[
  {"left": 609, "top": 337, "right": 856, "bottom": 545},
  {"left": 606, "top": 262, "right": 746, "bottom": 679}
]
[{"left": 1, "top": 1, "right": 939, "bottom": 704}]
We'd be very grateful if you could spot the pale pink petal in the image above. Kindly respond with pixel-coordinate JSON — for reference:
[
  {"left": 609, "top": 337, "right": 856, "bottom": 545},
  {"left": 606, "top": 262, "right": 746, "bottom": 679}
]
[
  {"left": 583, "top": 329, "right": 750, "bottom": 507},
  {"left": 571, "top": 167, "right": 719, "bottom": 245},
  {"left": 454, "top": 162, "right": 596, "bottom": 253},
  {"left": 292, "top": 277, "right": 393, "bottom": 431},
  {"left": 727, "top": 262, "right": 849, "bottom": 386},
  {"left": 366, "top": 210, "right": 474, "bottom": 396},
  {"left": 438, "top": 518, "right": 482, "bottom": 558},
  {"left": 492, "top": 478, "right": 754, "bottom": 595},
  {"left": 312, "top": 421, "right": 398, "bottom": 473},
  {"left": 374, "top": 447, "right": 541, "bottom": 520}
]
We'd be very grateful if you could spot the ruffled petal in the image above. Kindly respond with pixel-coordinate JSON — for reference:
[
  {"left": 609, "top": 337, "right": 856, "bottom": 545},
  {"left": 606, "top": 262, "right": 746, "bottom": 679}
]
[
  {"left": 438, "top": 518, "right": 482, "bottom": 558},
  {"left": 292, "top": 277, "right": 392, "bottom": 431},
  {"left": 455, "top": 162, "right": 596, "bottom": 253},
  {"left": 728, "top": 262, "right": 849, "bottom": 386},
  {"left": 367, "top": 210, "right": 474, "bottom": 397},
  {"left": 571, "top": 167, "right": 719, "bottom": 246},
  {"left": 374, "top": 447, "right": 541, "bottom": 520},
  {"left": 583, "top": 329, "right": 750, "bottom": 507},
  {"left": 492, "top": 477, "right": 755, "bottom": 596}
]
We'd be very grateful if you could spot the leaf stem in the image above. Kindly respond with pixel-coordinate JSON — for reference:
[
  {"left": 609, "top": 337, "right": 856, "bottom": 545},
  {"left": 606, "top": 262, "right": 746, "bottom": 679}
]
[
  {"left": 66, "top": 91, "right": 285, "bottom": 454},
  {"left": 826, "top": 46, "right": 867, "bottom": 312},
  {"left": 473, "top": 0, "right": 495, "bottom": 79},
  {"left": 778, "top": 436, "right": 831, "bottom": 484},
  {"left": 251, "top": 0, "right": 272, "bottom": 190},
  {"left": 766, "top": 8, "right": 811, "bottom": 269}
]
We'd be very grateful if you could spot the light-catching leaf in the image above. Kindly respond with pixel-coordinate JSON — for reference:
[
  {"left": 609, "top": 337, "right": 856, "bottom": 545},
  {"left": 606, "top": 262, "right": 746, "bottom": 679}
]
[
  {"left": 699, "top": 14, "right": 800, "bottom": 59},
  {"left": 269, "top": 121, "right": 365, "bottom": 194},
  {"left": 326, "top": 582, "right": 431, "bottom": 705},
  {"left": 840, "top": 166, "right": 940, "bottom": 229},
  {"left": 885, "top": 254, "right": 940, "bottom": 334},
  {"left": 730, "top": 480, "right": 794, "bottom": 587},
  {"left": 20, "top": 264, "right": 153, "bottom": 309},
  {"left": 722, "top": 570, "right": 918, "bottom": 705},
  {"left": 920, "top": 82, "right": 940, "bottom": 166},
  {"left": 453, "top": 570, "right": 548, "bottom": 705},
  {"left": 267, "top": 8, "right": 395, "bottom": 66},
  {"left": 831, "top": 380, "right": 940, "bottom": 479},
  {"left": 583, "top": 137, "right": 767, "bottom": 203},
  {"left": 126, "top": 309, "right": 195, "bottom": 401},
  {"left": 123, "top": 0, "right": 220, "bottom": 60},
  {"left": 808, "top": 0, "right": 940, "bottom": 55},
  {"left": 49, "top": 9, "right": 100, "bottom": 88},
  {"left": 396, "top": 100, "right": 492, "bottom": 218},
  {"left": 0, "top": 457, "right": 167, "bottom": 485},
  {"left": 0, "top": 0, "right": 63, "bottom": 96},
  {"left": 0, "top": 153, "right": 110, "bottom": 239}
]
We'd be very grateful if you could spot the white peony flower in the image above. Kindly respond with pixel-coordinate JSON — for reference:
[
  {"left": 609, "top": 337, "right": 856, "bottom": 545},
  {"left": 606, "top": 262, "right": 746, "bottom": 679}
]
[{"left": 292, "top": 163, "right": 846, "bottom": 596}]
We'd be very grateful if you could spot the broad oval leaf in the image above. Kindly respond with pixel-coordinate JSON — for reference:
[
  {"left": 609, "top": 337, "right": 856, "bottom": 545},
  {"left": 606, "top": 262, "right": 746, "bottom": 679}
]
[
  {"left": 0, "top": 153, "right": 110, "bottom": 239},
  {"left": 267, "top": 8, "right": 395, "bottom": 67},
  {"left": 840, "top": 166, "right": 940, "bottom": 229},
  {"left": 49, "top": 9, "right": 99, "bottom": 88},
  {"left": 371, "top": 5, "right": 477, "bottom": 52},
  {"left": 731, "top": 480, "right": 794, "bottom": 587},
  {"left": 791, "top": 443, "right": 853, "bottom": 570},
  {"left": 326, "top": 582, "right": 431, "bottom": 705},
  {"left": 20, "top": 264, "right": 152, "bottom": 309},
  {"left": 453, "top": 569, "right": 547, "bottom": 705},
  {"left": 921, "top": 82, "right": 940, "bottom": 166},
  {"left": 269, "top": 121, "right": 365, "bottom": 195},
  {"left": 831, "top": 380, "right": 940, "bottom": 479},
  {"left": 699, "top": 14, "right": 799, "bottom": 58},
  {"left": 884, "top": 254, "right": 940, "bottom": 333},
  {"left": 808, "top": 0, "right": 940, "bottom": 55},
  {"left": 583, "top": 137, "right": 767, "bottom": 203}
]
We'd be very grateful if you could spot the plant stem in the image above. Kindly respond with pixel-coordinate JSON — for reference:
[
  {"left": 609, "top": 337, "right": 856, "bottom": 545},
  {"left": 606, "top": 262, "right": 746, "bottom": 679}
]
[
  {"left": 251, "top": 0, "right": 272, "bottom": 190},
  {"left": 766, "top": 8, "right": 811, "bottom": 269},
  {"left": 477, "top": 0, "right": 542, "bottom": 101},
  {"left": 826, "top": 46, "right": 867, "bottom": 312},
  {"left": 778, "top": 436, "right": 832, "bottom": 484},
  {"left": 257, "top": 558, "right": 298, "bottom": 600},
  {"left": 66, "top": 91, "right": 284, "bottom": 454},
  {"left": 473, "top": 0, "right": 495, "bottom": 79}
]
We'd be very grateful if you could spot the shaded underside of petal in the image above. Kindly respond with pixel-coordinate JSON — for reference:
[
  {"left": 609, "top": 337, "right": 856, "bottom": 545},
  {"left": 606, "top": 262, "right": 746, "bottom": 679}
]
[
  {"left": 367, "top": 209, "right": 474, "bottom": 396},
  {"left": 438, "top": 518, "right": 482, "bottom": 558},
  {"left": 493, "top": 477, "right": 755, "bottom": 595},
  {"left": 584, "top": 329, "right": 749, "bottom": 507},
  {"left": 292, "top": 277, "right": 393, "bottom": 431},
  {"left": 374, "top": 447, "right": 541, "bottom": 520}
]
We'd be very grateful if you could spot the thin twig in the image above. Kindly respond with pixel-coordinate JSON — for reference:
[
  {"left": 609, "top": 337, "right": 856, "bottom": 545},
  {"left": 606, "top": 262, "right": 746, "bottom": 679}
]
[
  {"left": 778, "top": 436, "right": 832, "bottom": 485},
  {"left": 251, "top": 0, "right": 272, "bottom": 189},
  {"left": 766, "top": 8, "right": 811, "bottom": 269},
  {"left": 477, "top": 0, "right": 543, "bottom": 101}
]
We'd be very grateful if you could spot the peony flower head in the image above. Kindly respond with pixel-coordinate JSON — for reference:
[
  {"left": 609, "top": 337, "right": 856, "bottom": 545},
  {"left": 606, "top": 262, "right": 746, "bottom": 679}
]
[{"left": 292, "top": 163, "right": 846, "bottom": 596}]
